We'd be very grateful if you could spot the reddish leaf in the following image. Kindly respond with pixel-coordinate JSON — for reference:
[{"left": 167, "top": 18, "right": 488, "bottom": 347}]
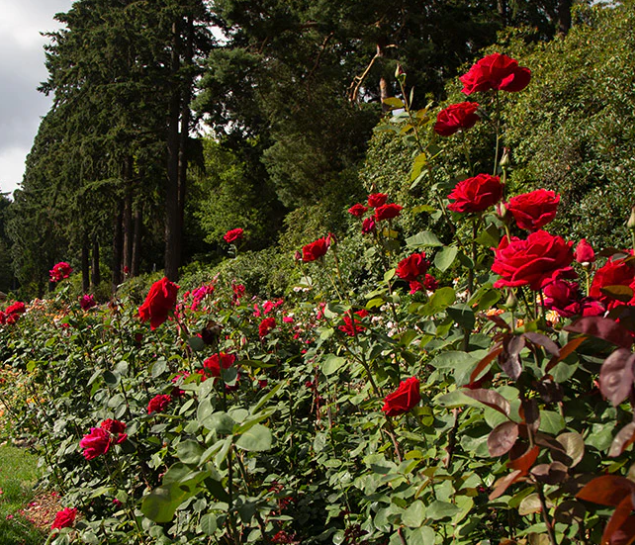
[
  {"left": 609, "top": 515, "right": 635, "bottom": 545},
  {"left": 488, "top": 469, "right": 523, "bottom": 500},
  {"left": 576, "top": 475, "right": 635, "bottom": 507},
  {"left": 463, "top": 388, "right": 510, "bottom": 416},
  {"left": 524, "top": 332, "right": 560, "bottom": 357},
  {"left": 604, "top": 496, "right": 635, "bottom": 545},
  {"left": 564, "top": 317, "right": 633, "bottom": 349},
  {"left": 531, "top": 461, "right": 568, "bottom": 484},
  {"left": 507, "top": 445, "right": 540, "bottom": 474},
  {"left": 545, "top": 336, "right": 587, "bottom": 373},
  {"left": 499, "top": 335, "right": 525, "bottom": 381},
  {"left": 600, "top": 349, "right": 635, "bottom": 407},
  {"left": 609, "top": 422, "right": 635, "bottom": 458},
  {"left": 484, "top": 312, "right": 511, "bottom": 331},
  {"left": 488, "top": 421, "right": 519, "bottom": 457},
  {"left": 469, "top": 347, "right": 503, "bottom": 385},
  {"left": 601, "top": 285, "right": 635, "bottom": 304},
  {"left": 520, "top": 398, "right": 540, "bottom": 432}
]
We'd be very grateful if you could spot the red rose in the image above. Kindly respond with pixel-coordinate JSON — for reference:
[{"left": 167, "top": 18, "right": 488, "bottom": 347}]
[
  {"left": 396, "top": 253, "right": 430, "bottom": 282},
  {"left": 147, "top": 394, "right": 171, "bottom": 415},
  {"left": 362, "top": 217, "right": 376, "bottom": 234},
  {"left": 100, "top": 419, "right": 127, "bottom": 444},
  {"left": 574, "top": 239, "right": 595, "bottom": 265},
  {"left": 202, "top": 352, "right": 236, "bottom": 378},
  {"left": 138, "top": 277, "right": 179, "bottom": 330},
  {"left": 302, "top": 237, "right": 330, "bottom": 262},
  {"left": 50, "top": 262, "right": 73, "bottom": 282},
  {"left": 460, "top": 52, "right": 531, "bottom": 95},
  {"left": 590, "top": 256, "right": 635, "bottom": 310},
  {"left": 506, "top": 189, "right": 560, "bottom": 231},
  {"left": 339, "top": 310, "right": 368, "bottom": 336},
  {"left": 374, "top": 203, "right": 403, "bottom": 221},
  {"left": 492, "top": 231, "right": 575, "bottom": 291},
  {"left": 259, "top": 317, "right": 276, "bottom": 337},
  {"left": 348, "top": 203, "right": 368, "bottom": 217},
  {"left": 367, "top": 193, "right": 388, "bottom": 208},
  {"left": 434, "top": 102, "right": 480, "bottom": 137},
  {"left": 80, "top": 294, "right": 97, "bottom": 311},
  {"left": 223, "top": 228, "right": 244, "bottom": 244},
  {"left": 79, "top": 427, "right": 111, "bottom": 460},
  {"left": 5, "top": 301, "right": 25, "bottom": 316},
  {"left": 543, "top": 280, "right": 582, "bottom": 318},
  {"left": 448, "top": 174, "right": 503, "bottom": 213},
  {"left": 51, "top": 507, "right": 77, "bottom": 530},
  {"left": 382, "top": 377, "right": 421, "bottom": 417}
]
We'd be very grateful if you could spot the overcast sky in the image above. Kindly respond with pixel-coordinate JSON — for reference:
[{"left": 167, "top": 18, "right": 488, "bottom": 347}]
[{"left": 0, "top": 0, "right": 74, "bottom": 196}]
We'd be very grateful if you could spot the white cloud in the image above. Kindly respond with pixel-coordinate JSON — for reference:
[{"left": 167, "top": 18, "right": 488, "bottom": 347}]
[{"left": 0, "top": 0, "right": 73, "bottom": 196}]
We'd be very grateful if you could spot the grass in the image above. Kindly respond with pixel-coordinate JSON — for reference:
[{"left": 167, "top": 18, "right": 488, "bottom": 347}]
[{"left": 0, "top": 444, "right": 45, "bottom": 545}]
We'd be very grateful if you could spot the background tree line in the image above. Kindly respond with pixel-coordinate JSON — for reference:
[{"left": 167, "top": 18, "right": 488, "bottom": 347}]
[{"left": 1, "top": 0, "right": 581, "bottom": 297}]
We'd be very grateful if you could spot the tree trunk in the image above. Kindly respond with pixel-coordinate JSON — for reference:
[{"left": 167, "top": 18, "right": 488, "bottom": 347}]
[
  {"left": 558, "top": 0, "right": 572, "bottom": 37},
  {"left": 165, "top": 19, "right": 182, "bottom": 281},
  {"left": 82, "top": 236, "right": 90, "bottom": 294},
  {"left": 178, "top": 15, "right": 194, "bottom": 230},
  {"left": 91, "top": 235, "right": 100, "bottom": 288},
  {"left": 122, "top": 156, "right": 134, "bottom": 275},
  {"left": 112, "top": 203, "right": 124, "bottom": 291},
  {"left": 131, "top": 203, "right": 142, "bottom": 277},
  {"left": 377, "top": 41, "right": 390, "bottom": 114}
]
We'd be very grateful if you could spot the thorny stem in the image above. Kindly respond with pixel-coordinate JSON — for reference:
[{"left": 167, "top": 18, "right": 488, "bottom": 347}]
[
  {"left": 492, "top": 92, "right": 502, "bottom": 176},
  {"left": 235, "top": 453, "right": 269, "bottom": 543},
  {"left": 397, "top": 78, "right": 424, "bottom": 153}
]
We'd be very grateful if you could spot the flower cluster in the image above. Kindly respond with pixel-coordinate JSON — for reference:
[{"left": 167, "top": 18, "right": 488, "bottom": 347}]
[
  {"left": 50, "top": 262, "right": 73, "bottom": 282},
  {"left": 79, "top": 419, "right": 127, "bottom": 460}
]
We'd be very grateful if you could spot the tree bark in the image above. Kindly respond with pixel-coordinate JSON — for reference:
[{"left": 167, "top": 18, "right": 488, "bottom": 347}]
[
  {"left": 112, "top": 202, "right": 124, "bottom": 291},
  {"left": 165, "top": 19, "right": 182, "bottom": 281},
  {"left": 558, "top": 0, "right": 572, "bottom": 37},
  {"left": 131, "top": 203, "right": 142, "bottom": 277},
  {"left": 122, "top": 156, "right": 134, "bottom": 274},
  {"left": 178, "top": 14, "right": 194, "bottom": 230},
  {"left": 91, "top": 235, "right": 100, "bottom": 288},
  {"left": 81, "top": 236, "right": 90, "bottom": 294}
]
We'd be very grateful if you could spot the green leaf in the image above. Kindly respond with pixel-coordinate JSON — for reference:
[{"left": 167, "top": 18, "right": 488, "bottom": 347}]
[
  {"left": 425, "top": 500, "right": 460, "bottom": 520},
  {"left": 200, "top": 513, "right": 217, "bottom": 535},
  {"left": 384, "top": 268, "right": 396, "bottom": 282},
  {"left": 188, "top": 336, "right": 206, "bottom": 352},
  {"left": 406, "top": 231, "right": 443, "bottom": 248},
  {"left": 176, "top": 440, "right": 205, "bottom": 465},
  {"left": 103, "top": 370, "right": 119, "bottom": 386},
  {"left": 383, "top": 97, "right": 405, "bottom": 109},
  {"left": 151, "top": 359, "right": 167, "bottom": 378},
  {"left": 475, "top": 223, "right": 501, "bottom": 248},
  {"left": 322, "top": 354, "right": 347, "bottom": 376},
  {"left": 235, "top": 424, "right": 272, "bottom": 452},
  {"left": 538, "top": 411, "right": 566, "bottom": 435},
  {"left": 405, "top": 527, "right": 435, "bottom": 545},
  {"left": 206, "top": 412, "right": 236, "bottom": 435},
  {"left": 141, "top": 471, "right": 208, "bottom": 523},
  {"left": 434, "top": 246, "right": 458, "bottom": 272},
  {"left": 402, "top": 501, "right": 426, "bottom": 528},
  {"left": 447, "top": 304, "right": 476, "bottom": 331},
  {"left": 421, "top": 287, "right": 456, "bottom": 315}
]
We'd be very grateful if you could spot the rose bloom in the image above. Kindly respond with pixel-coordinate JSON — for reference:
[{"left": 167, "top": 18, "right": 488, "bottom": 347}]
[
  {"left": 434, "top": 102, "right": 480, "bottom": 137},
  {"left": 410, "top": 274, "right": 439, "bottom": 294},
  {"left": 367, "top": 193, "right": 388, "bottom": 208},
  {"left": 259, "top": 317, "right": 276, "bottom": 337},
  {"left": 202, "top": 352, "right": 236, "bottom": 378},
  {"left": 79, "top": 427, "right": 111, "bottom": 460},
  {"left": 543, "top": 280, "right": 583, "bottom": 318},
  {"left": 5, "top": 301, "right": 25, "bottom": 316},
  {"left": 374, "top": 203, "right": 403, "bottom": 221},
  {"left": 51, "top": 507, "right": 77, "bottom": 530},
  {"left": 348, "top": 203, "right": 368, "bottom": 217},
  {"left": 506, "top": 189, "right": 560, "bottom": 231},
  {"left": 147, "top": 394, "right": 171, "bottom": 415},
  {"left": 382, "top": 377, "right": 421, "bottom": 417},
  {"left": 100, "top": 419, "right": 127, "bottom": 444},
  {"left": 339, "top": 310, "right": 368, "bottom": 337},
  {"left": 492, "top": 231, "right": 575, "bottom": 291},
  {"left": 50, "top": 262, "right": 73, "bottom": 282},
  {"left": 574, "top": 238, "right": 595, "bottom": 265},
  {"left": 396, "top": 253, "right": 430, "bottom": 282},
  {"left": 302, "top": 237, "right": 330, "bottom": 262},
  {"left": 589, "top": 256, "right": 635, "bottom": 310},
  {"left": 223, "top": 228, "right": 244, "bottom": 244},
  {"left": 362, "top": 217, "right": 376, "bottom": 234},
  {"left": 80, "top": 294, "right": 97, "bottom": 311},
  {"left": 460, "top": 52, "right": 531, "bottom": 95},
  {"left": 448, "top": 174, "right": 503, "bottom": 213},
  {"left": 138, "top": 277, "right": 179, "bottom": 330}
]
